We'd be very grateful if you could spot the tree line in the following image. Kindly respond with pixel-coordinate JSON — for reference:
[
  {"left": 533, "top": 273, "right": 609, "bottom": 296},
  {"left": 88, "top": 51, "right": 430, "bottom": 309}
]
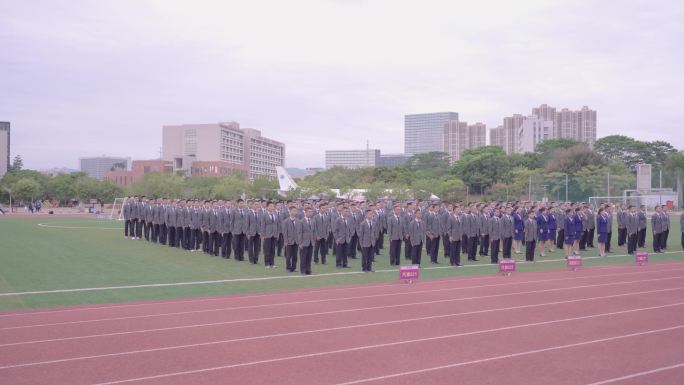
[{"left": 1, "top": 135, "right": 683, "bottom": 206}]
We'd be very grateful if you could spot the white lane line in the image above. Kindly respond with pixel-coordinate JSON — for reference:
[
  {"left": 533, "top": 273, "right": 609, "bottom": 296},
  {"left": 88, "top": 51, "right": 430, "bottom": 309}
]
[
  {"left": 2, "top": 275, "right": 681, "bottom": 346},
  {"left": 1, "top": 286, "right": 681, "bottom": 370},
  {"left": 37, "top": 222, "right": 121, "bottom": 230},
  {"left": 3, "top": 268, "right": 682, "bottom": 331},
  {"left": 4, "top": 260, "right": 680, "bottom": 319},
  {"left": 586, "top": 363, "right": 684, "bottom": 385},
  {"left": 2, "top": 250, "right": 681, "bottom": 297},
  {"left": 91, "top": 304, "right": 684, "bottom": 385},
  {"left": 339, "top": 326, "right": 684, "bottom": 385},
  {"left": 3, "top": 269, "right": 682, "bottom": 331}
]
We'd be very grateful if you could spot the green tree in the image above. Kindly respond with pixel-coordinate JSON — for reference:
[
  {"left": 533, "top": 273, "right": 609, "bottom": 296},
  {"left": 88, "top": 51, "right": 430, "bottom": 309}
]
[
  {"left": 131, "top": 173, "right": 184, "bottom": 198},
  {"left": 452, "top": 146, "right": 511, "bottom": 193},
  {"left": 404, "top": 152, "right": 450, "bottom": 174},
  {"left": 49, "top": 173, "right": 81, "bottom": 203},
  {"left": 8, "top": 155, "right": 24, "bottom": 173},
  {"left": 13, "top": 178, "right": 40, "bottom": 202},
  {"left": 508, "top": 152, "right": 542, "bottom": 170},
  {"left": 545, "top": 145, "right": 605, "bottom": 174},
  {"left": 535, "top": 138, "right": 583, "bottom": 163},
  {"left": 594, "top": 136, "right": 675, "bottom": 170},
  {"left": 95, "top": 180, "right": 124, "bottom": 204},
  {"left": 249, "top": 176, "right": 279, "bottom": 199},
  {"left": 211, "top": 175, "right": 249, "bottom": 200}
]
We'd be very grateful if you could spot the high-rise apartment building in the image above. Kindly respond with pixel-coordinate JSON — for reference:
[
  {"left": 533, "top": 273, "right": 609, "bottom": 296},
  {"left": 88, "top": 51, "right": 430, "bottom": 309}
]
[
  {"left": 79, "top": 156, "right": 131, "bottom": 180},
  {"left": 0, "top": 121, "right": 9, "bottom": 179},
  {"left": 491, "top": 105, "right": 597, "bottom": 154},
  {"left": 162, "top": 122, "right": 285, "bottom": 180},
  {"left": 443, "top": 120, "right": 487, "bottom": 162},
  {"left": 404, "top": 112, "right": 459, "bottom": 155}
]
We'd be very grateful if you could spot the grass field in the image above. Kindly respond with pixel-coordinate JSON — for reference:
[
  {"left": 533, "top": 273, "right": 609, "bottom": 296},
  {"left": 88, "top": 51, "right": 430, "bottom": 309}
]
[{"left": 1, "top": 216, "right": 683, "bottom": 311}]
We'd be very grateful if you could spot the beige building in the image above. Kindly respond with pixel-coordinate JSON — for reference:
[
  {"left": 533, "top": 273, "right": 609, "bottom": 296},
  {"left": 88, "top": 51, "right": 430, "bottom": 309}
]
[
  {"left": 443, "top": 120, "right": 487, "bottom": 162},
  {"left": 489, "top": 125, "right": 504, "bottom": 148},
  {"left": 162, "top": 122, "right": 285, "bottom": 180},
  {"left": 491, "top": 105, "right": 598, "bottom": 154},
  {"left": 0, "top": 122, "right": 8, "bottom": 179}
]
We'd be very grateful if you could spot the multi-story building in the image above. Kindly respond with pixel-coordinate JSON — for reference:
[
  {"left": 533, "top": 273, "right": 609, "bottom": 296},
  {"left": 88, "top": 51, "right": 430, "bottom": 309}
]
[
  {"left": 104, "top": 159, "right": 173, "bottom": 186},
  {"left": 162, "top": 122, "right": 285, "bottom": 180},
  {"left": 0, "top": 121, "right": 9, "bottom": 178},
  {"left": 404, "top": 112, "right": 459, "bottom": 155},
  {"left": 500, "top": 114, "right": 525, "bottom": 154},
  {"left": 325, "top": 149, "right": 381, "bottom": 169},
  {"left": 518, "top": 116, "right": 554, "bottom": 153},
  {"left": 79, "top": 156, "right": 131, "bottom": 180},
  {"left": 443, "top": 120, "right": 487, "bottom": 162},
  {"left": 490, "top": 105, "right": 598, "bottom": 154},
  {"left": 489, "top": 125, "right": 504, "bottom": 148},
  {"left": 378, "top": 153, "right": 411, "bottom": 168}
]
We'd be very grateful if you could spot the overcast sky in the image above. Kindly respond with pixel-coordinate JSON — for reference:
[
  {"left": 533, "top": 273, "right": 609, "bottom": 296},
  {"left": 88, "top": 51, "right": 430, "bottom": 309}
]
[{"left": 1, "top": 0, "right": 682, "bottom": 170}]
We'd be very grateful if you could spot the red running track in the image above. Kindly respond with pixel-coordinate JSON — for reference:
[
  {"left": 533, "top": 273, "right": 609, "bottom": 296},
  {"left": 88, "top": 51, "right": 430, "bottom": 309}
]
[{"left": 1, "top": 261, "right": 684, "bottom": 385}]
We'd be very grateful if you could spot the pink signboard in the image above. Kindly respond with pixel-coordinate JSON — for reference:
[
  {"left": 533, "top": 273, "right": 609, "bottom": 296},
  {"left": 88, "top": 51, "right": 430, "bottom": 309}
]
[
  {"left": 400, "top": 265, "right": 420, "bottom": 282},
  {"left": 499, "top": 259, "right": 516, "bottom": 275},
  {"left": 635, "top": 252, "right": 648, "bottom": 266},
  {"left": 567, "top": 255, "right": 582, "bottom": 270}
]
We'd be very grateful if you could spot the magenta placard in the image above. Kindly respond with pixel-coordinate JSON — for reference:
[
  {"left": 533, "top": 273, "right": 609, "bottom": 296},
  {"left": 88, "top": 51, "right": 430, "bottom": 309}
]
[
  {"left": 499, "top": 259, "right": 516, "bottom": 274},
  {"left": 567, "top": 255, "right": 582, "bottom": 270},
  {"left": 636, "top": 252, "right": 648, "bottom": 265},
  {"left": 400, "top": 265, "right": 420, "bottom": 281}
]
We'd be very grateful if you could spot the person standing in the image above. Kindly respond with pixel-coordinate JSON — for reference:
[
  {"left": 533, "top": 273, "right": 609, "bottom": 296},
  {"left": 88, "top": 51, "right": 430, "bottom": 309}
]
[
  {"left": 231, "top": 199, "right": 247, "bottom": 261},
  {"left": 662, "top": 206, "right": 671, "bottom": 250},
  {"left": 524, "top": 211, "right": 538, "bottom": 262},
  {"left": 617, "top": 204, "right": 627, "bottom": 247},
  {"left": 282, "top": 207, "right": 299, "bottom": 272},
  {"left": 446, "top": 206, "right": 463, "bottom": 266},
  {"left": 596, "top": 208, "right": 608, "bottom": 257},
  {"left": 585, "top": 205, "right": 596, "bottom": 248},
  {"left": 501, "top": 207, "right": 514, "bottom": 259},
  {"left": 402, "top": 205, "right": 414, "bottom": 260},
  {"left": 296, "top": 208, "right": 315, "bottom": 275},
  {"left": 626, "top": 205, "right": 638, "bottom": 255},
  {"left": 387, "top": 205, "right": 403, "bottom": 266},
  {"left": 637, "top": 205, "right": 647, "bottom": 248},
  {"left": 408, "top": 210, "right": 426, "bottom": 266},
  {"left": 652, "top": 205, "right": 664, "bottom": 253},
  {"left": 261, "top": 202, "right": 279, "bottom": 269},
  {"left": 246, "top": 202, "right": 262, "bottom": 265},
  {"left": 513, "top": 207, "right": 524, "bottom": 255},
  {"left": 333, "top": 207, "right": 353, "bottom": 269},
  {"left": 123, "top": 198, "right": 133, "bottom": 238},
  {"left": 536, "top": 208, "right": 549, "bottom": 257},
  {"left": 358, "top": 209, "right": 377, "bottom": 272},
  {"left": 166, "top": 200, "right": 177, "bottom": 247},
  {"left": 605, "top": 204, "right": 614, "bottom": 253},
  {"left": 466, "top": 207, "right": 480, "bottom": 261},
  {"left": 478, "top": 206, "right": 490, "bottom": 257},
  {"left": 547, "top": 207, "right": 557, "bottom": 253},
  {"left": 564, "top": 209, "right": 576, "bottom": 257},
  {"left": 312, "top": 203, "right": 330, "bottom": 265},
  {"left": 488, "top": 208, "right": 502, "bottom": 264}
]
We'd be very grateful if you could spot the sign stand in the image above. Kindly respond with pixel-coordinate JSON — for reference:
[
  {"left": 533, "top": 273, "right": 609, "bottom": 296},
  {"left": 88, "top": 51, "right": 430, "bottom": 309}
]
[
  {"left": 567, "top": 255, "right": 582, "bottom": 271},
  {"left": 400, "top": 265, "right": 420, "bottom": 283},
  {"left": 499, "top": 259, "right": 516, "bottom": 276},
  {"left": 635, "top": 252, "right": 648, "bottom": 266}
]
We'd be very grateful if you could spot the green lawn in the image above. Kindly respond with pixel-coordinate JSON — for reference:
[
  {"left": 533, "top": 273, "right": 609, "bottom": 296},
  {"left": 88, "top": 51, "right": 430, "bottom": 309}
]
[{"left": 0, "top": 216, "right": 682, "bottom": 311}]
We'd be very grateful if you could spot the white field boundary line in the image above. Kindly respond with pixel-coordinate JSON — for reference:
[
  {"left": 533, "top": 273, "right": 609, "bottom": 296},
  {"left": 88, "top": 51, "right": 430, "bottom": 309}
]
[
  {"left": 586, "top": 363, "right": 684, "bottom": 385},
  {"left": 36, "top": 222, "right": 121, "bottom": 230},
  {"left": 1, "top": 286, "right": 681, "bottom": 370},
  {"left": 2, "top": 274, "right": 680, "bottom": 344},
  {"left": 91, "top": 304, "right": 684, "bottom": 385},
  {"left": 3, "top": 260, "right": 683, "bottom": 319},
  {"left": 3, "top": 271, "right": 682, "bottom": 331},
  {"left": 2, "top": 251, "right": 682, "bottom": 298}
]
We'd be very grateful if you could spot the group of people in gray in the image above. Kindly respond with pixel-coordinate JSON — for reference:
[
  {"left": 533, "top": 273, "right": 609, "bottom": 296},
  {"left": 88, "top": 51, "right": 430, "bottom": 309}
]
[{"left": 121, "top": 196, "right": 683, "bottom": 275}]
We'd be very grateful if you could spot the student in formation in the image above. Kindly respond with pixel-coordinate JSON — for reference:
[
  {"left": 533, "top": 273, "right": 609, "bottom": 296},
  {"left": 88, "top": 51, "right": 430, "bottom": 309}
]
[
  {"left": 536, "top": 208, "right": 549, "bottom": 257},
  {"left": 524, "top": 210, "right": 538, "bottom": 262},
  {"left": 573, "top": 207, "right": 583, "bottom": 256},
  {"left": 564, "top": 209, "right": 576, "bottom": 258},
  {"left": 409, "top": 210, "right": 426, "bottom": 267},
  {"left": 358, "top": 209, "right": 378, "bottom": 273},
  {"left": 513, "top": 207, "right": 524, "bottom": 254},
  {"left": 488, "top": 207, "right": 502, "bottom": 264},
  {"left": 626, "top": 205, "right": 639, "bottom": 255},
  {"left": 596, "top": 208, "right": 608, "bottom": 257}
]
